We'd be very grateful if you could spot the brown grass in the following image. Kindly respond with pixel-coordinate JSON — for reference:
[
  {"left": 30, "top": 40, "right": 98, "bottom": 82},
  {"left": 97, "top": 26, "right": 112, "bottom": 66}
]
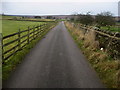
[{"left": 66, "top": 22, "right": 100, "bottom": 49}]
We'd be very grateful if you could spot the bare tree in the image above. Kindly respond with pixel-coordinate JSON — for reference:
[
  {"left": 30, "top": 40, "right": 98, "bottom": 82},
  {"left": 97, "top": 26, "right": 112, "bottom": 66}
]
[{"left": 95, "top": 12, "right": 115, "bottom": 29}]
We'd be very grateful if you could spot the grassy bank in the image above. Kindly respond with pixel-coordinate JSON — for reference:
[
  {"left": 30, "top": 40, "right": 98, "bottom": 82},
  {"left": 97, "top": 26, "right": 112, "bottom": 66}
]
[
  {"left": 2, "top": 22, "right": 57, "bottom": 80},
  {"left": 65, "top": 22, "right": 119, "bottom": 88}
]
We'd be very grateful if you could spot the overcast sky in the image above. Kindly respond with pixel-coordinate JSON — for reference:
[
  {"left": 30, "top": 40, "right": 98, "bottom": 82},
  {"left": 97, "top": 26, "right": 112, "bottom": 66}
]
[{"left": 1, "top": 0, "right": 120, "bottom": 16}]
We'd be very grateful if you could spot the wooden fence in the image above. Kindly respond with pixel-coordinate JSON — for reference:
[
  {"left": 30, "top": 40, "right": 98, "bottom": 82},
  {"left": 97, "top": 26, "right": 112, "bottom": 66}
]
[
  {"left": 0, "top": 34, "right": 2, "bottom": 63},
  {"left": 1, "top": 22, "right": 55, "bottom": 63}
]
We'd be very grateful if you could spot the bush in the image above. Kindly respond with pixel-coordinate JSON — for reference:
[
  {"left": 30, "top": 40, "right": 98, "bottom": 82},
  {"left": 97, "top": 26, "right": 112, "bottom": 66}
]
[
  {"left": 95, "top": 12, "right": 115, "bottom": 29},
  {"left": 79, "top": 13, "right": 94, "bottom": 25}
]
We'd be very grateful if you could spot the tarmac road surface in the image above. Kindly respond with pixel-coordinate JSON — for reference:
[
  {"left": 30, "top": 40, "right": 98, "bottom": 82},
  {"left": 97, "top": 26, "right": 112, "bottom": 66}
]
[{"left": 3, "top": 22, "right": 104, "bottom": 88}]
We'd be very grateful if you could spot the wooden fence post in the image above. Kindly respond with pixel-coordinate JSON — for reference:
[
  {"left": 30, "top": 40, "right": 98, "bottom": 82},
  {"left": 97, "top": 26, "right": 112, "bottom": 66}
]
[
  {"left": 37, "top": 25, "right": 39, "bottom": 35},
  {"left": 37, "top": 25, "right": 39, "bottom": 36},
  {"left": 35, "top": 25, "right": 37, "bottom": 39},
  {"left": 39, "top": 24, "right": 41, "bottom": 35},
  {"left": 33, "top": 25, "right": 35, "bottom": 40},
  {"left": 45, "top": 23, "right": 47, "bottom": 30},
  {"left": 0, "top": 33, "right": 3, "bottom": 62},
  {"left": 41, "top": 24, "right": 43, "bottom": 33},
  {"left": 28, "top": 26, "right": 30, "bottom": 44},
  {"left": 43, "top": 24, "right": 45, "bottom": 32},
  {"left": 44, "top": 23, "right": 46, "bottom": 32},
  {"left": 36, "top": 25, "right": 38, "bottom": 37},
  {"left": 18, "top": 29, "right": 21, "bottom": 50}
]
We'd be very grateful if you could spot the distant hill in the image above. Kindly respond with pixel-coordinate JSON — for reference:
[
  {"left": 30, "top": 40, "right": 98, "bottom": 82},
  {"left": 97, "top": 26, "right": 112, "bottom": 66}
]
[{"left": 1, "top": 14, "right": 119, "bottom": 21}]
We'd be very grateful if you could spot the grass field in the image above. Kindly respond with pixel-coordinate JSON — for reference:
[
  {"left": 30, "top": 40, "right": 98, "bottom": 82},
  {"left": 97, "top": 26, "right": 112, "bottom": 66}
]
[
  {"left": 1, "top": 15, "right": 56, "bottom": 22},
  {"left": 1, "top": 15, "right": 21, "bottom": 20},
  {"left": 2, "top": 19, "right": 57, "bottom": 80},
  {"left": 2, "top": 22, "right": 57, "bottom": 80},
  {"left": 2, "top": 20, "right": 45, "bottom": 36},
  {"left": 2, "top": 20, "right": 46, "bottom": 60},
  {"left": 100, "top": 26, "right": 120, "bottom": 32},
  {"left": 99, "top": 22, "right": 120, "bottom": 32}
]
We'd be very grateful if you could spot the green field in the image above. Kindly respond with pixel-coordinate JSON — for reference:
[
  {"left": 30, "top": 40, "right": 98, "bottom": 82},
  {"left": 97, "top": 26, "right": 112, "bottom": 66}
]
[
  {"left": 100, "top": 22, "right": 120, "bottom": 32},
  {"left": 2, "top": 20, "right": 56, "bottom": 80},
  {"left": 1, "top": 15, "right": 21, "bottom": 20},
  {"left": 100, "top": 26, "right": 120, "bottom": 32},
  {"left": 1, "top": 15, "right": 56, "bottom": 23},
  {"left": 2, "top": 20, "right": 46, "bottom": 64},
  {"left": 2, "top": 20, "right": 45, "bottom": 36},
  {"left": 1, "top": 16, "right": 57, "bottom": 81}
]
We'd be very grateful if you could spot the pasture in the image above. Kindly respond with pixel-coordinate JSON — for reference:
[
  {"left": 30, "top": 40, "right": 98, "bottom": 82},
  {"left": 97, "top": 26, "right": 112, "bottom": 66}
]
[
  {"left": 2, "top": 20, "right": 46, "bottom": 60},
  {"left": 2, "top": 20, "right": 45, "bottom": 36},
  {"left": 100, "top": 22, "right": 120, "bottom": 32},
  {"left": 2, "top": 20, "right": 56, "bottom": 80},
  {"left": 100, "top": 26, "right": 119, "bottom": 32},
  {"left": 2, "top": 15, "right": 21, "bottom": 20}
]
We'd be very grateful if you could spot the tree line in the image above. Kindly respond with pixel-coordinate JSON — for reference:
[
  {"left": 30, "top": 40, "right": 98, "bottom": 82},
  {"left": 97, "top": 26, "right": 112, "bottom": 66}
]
[{"left": 70, "top": 12, "right": 116, "bottom": 29}]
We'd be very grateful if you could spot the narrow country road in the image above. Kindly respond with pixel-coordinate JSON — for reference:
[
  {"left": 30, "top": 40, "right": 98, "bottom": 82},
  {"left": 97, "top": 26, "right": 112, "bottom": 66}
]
[{"left": 3, "top": 22, "right": 104, "bottom": 88}]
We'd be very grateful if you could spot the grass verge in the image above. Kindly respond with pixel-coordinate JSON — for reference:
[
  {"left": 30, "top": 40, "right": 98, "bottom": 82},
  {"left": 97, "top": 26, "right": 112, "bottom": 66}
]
[{"left": 65, "top": 21, "right": 119, "bottom": 88}]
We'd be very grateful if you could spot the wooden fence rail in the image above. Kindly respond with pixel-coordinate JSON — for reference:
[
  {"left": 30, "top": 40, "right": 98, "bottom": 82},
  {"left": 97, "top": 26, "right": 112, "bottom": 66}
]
[{"left": 1, "top": 22, "right": 55, "bottom": 63}]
